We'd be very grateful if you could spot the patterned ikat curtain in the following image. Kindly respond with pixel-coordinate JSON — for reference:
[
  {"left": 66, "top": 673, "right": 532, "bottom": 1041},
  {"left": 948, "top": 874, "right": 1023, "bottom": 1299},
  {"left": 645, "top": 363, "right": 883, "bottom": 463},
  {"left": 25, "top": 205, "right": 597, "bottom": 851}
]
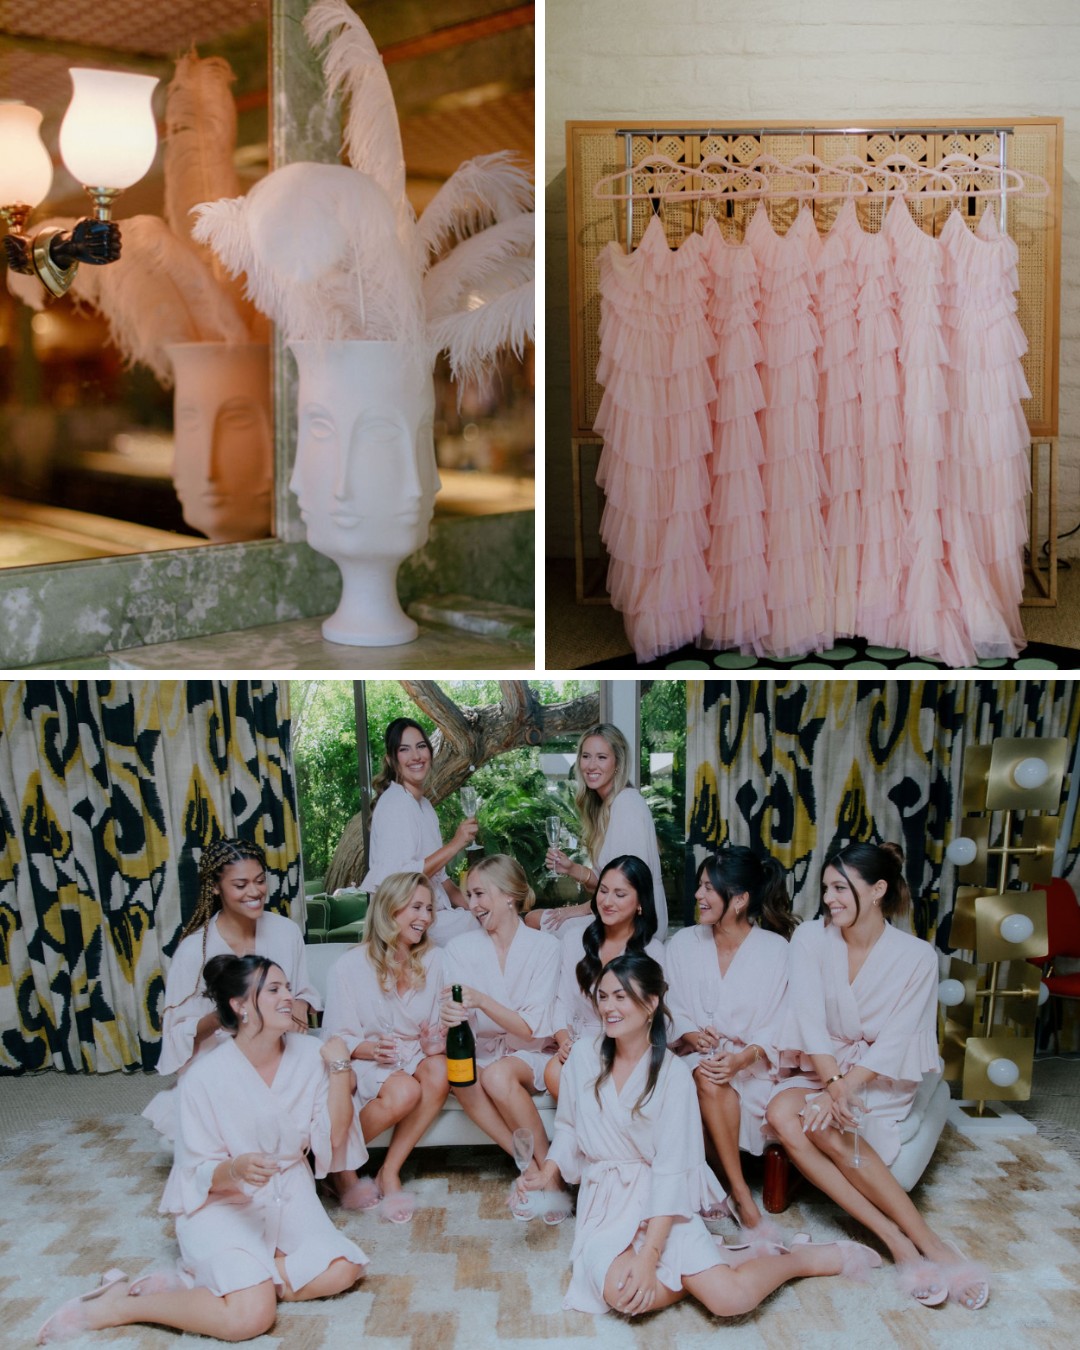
[
  {"left": 686, "top": 680, "right": 1080, "bottom": 938},
  {"left": 0, "top": 681, "right": 300, "bottom": 1075}
]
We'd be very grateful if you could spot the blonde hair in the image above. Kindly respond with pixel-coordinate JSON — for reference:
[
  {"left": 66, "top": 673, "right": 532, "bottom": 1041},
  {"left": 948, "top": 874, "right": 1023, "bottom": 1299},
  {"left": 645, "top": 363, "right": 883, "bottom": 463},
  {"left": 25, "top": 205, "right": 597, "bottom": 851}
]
[
  {"left": 574, "top": 724, "right": 632, "bottom": 861},
  {"left": 363, "top": 871, "right": 434, "bottom": 992},
  {"left": 466, "top": 854, "right": 535, "bottom": 914}
]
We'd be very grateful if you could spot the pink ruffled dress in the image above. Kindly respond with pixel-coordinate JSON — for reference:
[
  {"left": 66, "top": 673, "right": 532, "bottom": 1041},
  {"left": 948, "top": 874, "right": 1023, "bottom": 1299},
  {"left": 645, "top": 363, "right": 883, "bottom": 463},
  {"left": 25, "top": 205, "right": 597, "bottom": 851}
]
[
  {"left": 594, "top": 217, "right": 714, "bottom": 661},
  {"left": 700, "top": 218, "right": 769, "bottom": 652},
  {"left": 745, "top": 205, "right": 832, "bottom": 658},
  {"left": 940, "top": 207, "right": 1029, "bottom": 655},
  {"left": 884, "top": 200, "right": 971, "bottom": 666}
]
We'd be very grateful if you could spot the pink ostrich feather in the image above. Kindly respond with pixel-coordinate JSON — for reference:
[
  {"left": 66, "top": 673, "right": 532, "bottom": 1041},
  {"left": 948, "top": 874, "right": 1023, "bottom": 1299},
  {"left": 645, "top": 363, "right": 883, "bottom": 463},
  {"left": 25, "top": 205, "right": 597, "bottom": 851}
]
[{"left": 417, "top": 152, "right": 534, "bottom": 269}]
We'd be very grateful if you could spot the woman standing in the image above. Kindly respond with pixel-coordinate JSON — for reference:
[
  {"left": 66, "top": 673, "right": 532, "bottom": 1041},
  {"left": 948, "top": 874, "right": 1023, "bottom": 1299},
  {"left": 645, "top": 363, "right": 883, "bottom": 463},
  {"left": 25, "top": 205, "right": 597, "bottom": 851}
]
[
  {"left": 520, "top": 952, "right": 876, "bottom": 1318},
  {"left": 145, "top": 838, "right": 319, "bottom": 1139},
  {"left": 538, "top": 723, "right": 669, "bottom": 939},
  {"left": 361, "top": 718, "right": 477, "bottom": 946},
  {"left": 440, "top": 855, "right": 562, "bottom": 1203},
  {"left": 543, "top": 854, "right": 665, "bottom": 1099},
  {"left": 765, "top": 841, "right": 989, "bottom": 1309},
  {"left": 666, "top": 848, "right": 795, "bottom": 1229},
  {"left": 37, "top": 955, "right": 366, "bottom": 1344},
  {"left": 321, "top": 872, "right": 449, "bottom": 1220}
]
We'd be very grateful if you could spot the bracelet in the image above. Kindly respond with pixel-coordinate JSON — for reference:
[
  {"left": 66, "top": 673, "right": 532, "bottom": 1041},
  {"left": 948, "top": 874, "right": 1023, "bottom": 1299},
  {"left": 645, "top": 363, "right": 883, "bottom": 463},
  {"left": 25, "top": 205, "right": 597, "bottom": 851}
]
[
  {"left": 329, "top": 1058, "right": 351, "bottom": 1074},
  {"left": 824, "top": 1072, "right": 846, "bottom": 1086},
  {"left": 748, "top": 1045, "right": 762, "bottom": 1064},
  {"left": 644, "top": 1243, "right": 663, "bottom": 1261}
]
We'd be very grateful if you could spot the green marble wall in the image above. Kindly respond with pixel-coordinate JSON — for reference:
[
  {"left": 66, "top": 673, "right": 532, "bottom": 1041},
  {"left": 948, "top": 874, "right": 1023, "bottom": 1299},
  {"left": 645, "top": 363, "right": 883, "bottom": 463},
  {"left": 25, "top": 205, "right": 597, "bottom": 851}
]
[{"left": 0, "top": 0, "right": 534, "bottom": 668}]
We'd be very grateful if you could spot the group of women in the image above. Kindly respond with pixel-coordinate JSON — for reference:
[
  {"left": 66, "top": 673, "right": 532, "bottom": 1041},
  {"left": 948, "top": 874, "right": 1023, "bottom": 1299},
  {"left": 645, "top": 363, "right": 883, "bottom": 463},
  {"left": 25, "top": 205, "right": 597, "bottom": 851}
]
[{"left": 35, "top": 720, "right": 989, "bottom": 1344}]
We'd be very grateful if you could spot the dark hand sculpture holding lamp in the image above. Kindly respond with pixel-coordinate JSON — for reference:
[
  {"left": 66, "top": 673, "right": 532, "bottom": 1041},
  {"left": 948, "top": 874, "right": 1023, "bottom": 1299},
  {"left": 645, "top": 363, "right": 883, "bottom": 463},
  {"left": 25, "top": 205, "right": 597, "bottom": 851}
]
[{"left": 0, "top": 69, "right": 158, "bottom": 297}]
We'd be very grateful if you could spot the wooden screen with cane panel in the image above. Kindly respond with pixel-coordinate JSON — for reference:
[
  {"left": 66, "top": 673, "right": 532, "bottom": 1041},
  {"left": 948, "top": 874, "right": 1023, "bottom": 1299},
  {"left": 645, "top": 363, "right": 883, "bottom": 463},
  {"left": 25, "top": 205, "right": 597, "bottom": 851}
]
[{"left": 566, "top": 118, "right": 1063, "bottom": 440}]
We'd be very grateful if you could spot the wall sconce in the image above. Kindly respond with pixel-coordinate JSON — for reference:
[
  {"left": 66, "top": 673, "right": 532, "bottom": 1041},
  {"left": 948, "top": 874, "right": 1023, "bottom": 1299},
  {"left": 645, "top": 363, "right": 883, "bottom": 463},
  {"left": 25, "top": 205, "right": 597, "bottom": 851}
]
[{"left": 0, "top": 69, "right": 158, "bottom": 298}]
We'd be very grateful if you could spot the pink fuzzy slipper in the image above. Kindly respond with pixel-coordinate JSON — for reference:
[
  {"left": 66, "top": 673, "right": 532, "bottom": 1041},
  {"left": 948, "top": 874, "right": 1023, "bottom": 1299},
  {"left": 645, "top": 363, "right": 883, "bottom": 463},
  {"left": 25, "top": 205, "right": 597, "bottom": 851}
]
[
  {"left": 36, "top": 1269, "right": 128, "bottom": 1344},
  {"left": 897, "top": 1259, "right": 949, "bottom": 1306},
  {"left": 338, "top": 1176, "right": 382, "bottom": 1211},
  {"left": 942, "top": 1240, "right": 990, "bottom": 1310},
  {"left": 377, "top": 1190, "right": 416, "bottom": 1224}
]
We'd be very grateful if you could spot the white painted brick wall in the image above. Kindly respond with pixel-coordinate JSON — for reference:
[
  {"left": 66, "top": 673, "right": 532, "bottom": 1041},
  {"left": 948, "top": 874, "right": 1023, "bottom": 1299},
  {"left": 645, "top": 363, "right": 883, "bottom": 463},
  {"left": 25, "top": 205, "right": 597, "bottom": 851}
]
[{"left": 547, "top": 0, "right": 1080, "bottom": 563}]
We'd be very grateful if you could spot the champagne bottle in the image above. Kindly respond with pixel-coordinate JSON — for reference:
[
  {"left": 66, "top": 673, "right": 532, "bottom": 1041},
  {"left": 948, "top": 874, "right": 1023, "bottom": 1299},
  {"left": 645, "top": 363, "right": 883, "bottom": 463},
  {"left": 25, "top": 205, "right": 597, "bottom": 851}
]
[{"left": 446, "top": 984, "right": 476, "bottom": 1086}]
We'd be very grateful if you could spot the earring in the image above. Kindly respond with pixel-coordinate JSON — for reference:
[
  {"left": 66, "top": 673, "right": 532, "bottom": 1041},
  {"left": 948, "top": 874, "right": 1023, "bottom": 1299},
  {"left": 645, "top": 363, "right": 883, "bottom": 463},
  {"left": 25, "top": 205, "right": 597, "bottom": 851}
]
[
  {"left": 636, "top": 908, "right": 642, "bottom": 916},
  {"left": 241, "top": 1010, "right": 248, "bottom": 1024}
]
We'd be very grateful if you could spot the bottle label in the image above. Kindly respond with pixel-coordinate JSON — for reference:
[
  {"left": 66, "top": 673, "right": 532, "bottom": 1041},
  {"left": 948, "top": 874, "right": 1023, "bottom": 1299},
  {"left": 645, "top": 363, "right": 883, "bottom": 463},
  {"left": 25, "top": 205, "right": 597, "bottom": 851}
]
[{"left": 447, "top": 1057, "right": 476, "bottom": 1084}]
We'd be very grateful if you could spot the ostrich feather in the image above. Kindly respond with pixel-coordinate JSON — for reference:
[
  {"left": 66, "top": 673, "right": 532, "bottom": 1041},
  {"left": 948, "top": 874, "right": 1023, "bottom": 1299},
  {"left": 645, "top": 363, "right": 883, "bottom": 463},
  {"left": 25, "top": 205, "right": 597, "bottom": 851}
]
[
  {"left": 303, "top": 0, "right": 416, "bottom": 257},
  {"left": 194, "top": 162, "right": 423, "bottom": 344},
  {"left": 417, "top": 152, "right": 534, "bottom": 268},
  {"left": 422, "top": 213, "right": 534, "bottom": 322},
  {"left": 428, "top": 278, "right": 534, "bottom": 388},
  {"left": 6, "top": 215, "right": 247, "bottom": 385}
]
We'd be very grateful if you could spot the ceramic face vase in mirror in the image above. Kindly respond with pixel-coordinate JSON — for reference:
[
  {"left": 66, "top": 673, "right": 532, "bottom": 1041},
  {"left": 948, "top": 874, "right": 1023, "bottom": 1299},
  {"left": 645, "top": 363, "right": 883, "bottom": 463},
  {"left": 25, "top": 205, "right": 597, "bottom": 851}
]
[
  {"left": 166, "top": 343, "right": 273, "bottom": 543},
  {"left": 288, "top": 339, "right": 440, "bottom": 646}
]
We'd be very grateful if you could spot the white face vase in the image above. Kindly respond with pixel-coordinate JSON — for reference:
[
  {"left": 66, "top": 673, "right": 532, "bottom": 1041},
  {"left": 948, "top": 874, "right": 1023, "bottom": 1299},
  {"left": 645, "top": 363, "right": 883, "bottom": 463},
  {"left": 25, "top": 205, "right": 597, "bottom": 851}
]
[
  {"left": 288, "top": 340, "right": 440, "bottom": 646},
  {"left": 167, "top": 343, "right": 273, "bottom": 543}
]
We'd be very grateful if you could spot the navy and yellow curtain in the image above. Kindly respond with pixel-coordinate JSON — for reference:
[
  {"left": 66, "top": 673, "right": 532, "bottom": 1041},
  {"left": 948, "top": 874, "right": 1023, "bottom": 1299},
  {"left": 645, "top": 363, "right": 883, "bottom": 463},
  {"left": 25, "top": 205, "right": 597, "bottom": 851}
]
[
  {"left": 0, "top": 681, "right": 300, "bottom": 1075},
  {"left": 687, "top": 680, "right": 1080, "bottom": 937}
]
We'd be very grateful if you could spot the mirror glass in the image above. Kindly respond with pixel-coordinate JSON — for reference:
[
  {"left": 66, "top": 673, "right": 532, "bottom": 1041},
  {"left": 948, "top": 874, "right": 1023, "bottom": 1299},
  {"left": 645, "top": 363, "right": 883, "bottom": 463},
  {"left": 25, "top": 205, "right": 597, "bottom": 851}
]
[{"left": 0, "top": 0, "right": 534, "bottom": 572}]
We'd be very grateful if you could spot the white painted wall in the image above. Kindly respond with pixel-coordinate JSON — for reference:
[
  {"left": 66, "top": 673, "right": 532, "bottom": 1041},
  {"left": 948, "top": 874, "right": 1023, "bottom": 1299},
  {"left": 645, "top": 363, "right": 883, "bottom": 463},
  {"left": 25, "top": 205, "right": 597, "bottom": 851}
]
[{"left": 546, "top": 0, "right": 1080, "bottom": 562}]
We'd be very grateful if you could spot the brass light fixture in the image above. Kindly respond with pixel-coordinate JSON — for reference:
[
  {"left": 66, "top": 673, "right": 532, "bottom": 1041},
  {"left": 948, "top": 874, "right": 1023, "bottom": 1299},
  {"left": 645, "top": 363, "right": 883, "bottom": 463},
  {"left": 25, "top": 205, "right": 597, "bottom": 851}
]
[
  {"left": 940, "top": 737, "right": 1064, "bottom": 1126},
  {"left": 0, "top": 69, "right": 158, "bottom": 297}
]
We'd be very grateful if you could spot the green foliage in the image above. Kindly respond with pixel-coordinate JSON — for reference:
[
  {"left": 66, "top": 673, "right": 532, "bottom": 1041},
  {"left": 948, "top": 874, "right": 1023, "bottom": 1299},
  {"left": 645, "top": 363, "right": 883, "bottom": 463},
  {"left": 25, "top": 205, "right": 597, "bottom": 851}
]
[{"left": 291, "top": 681, "right": 361, "bottom": 880}]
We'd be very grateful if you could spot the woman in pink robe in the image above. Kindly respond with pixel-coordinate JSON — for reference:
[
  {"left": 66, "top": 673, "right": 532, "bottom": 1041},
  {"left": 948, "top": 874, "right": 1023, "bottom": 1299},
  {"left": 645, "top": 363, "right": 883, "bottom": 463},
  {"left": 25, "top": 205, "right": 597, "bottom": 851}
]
[
  {"left": 440, "top": 854, "right": 562, "bottom": 1201},
  {"left": 144, "top": 838, "right": 319, "bottom": 1141},
  {"left": 667, "top": 847, "right": 795, "bottom": 1229},
  {"left": 321, "top": 872, "right": 449, "bottom": 1219},
  {"left": 36, "top": 955, "right": 366, "bottom": 1344},
  {"left": 766, "top": 841, "right": 989, "bottom": 1310},
  {"left": 520, "top": 952, "right": 876, "bottom": 1318},
  {"left": 535, "top": 723, "right": 669, "bottom": 939},
  {"left": 360, "top": 718, "right": 478, "bottom": 946},
  {"left": 543, "top": 853, "right": 666, "bottom": 1099}
]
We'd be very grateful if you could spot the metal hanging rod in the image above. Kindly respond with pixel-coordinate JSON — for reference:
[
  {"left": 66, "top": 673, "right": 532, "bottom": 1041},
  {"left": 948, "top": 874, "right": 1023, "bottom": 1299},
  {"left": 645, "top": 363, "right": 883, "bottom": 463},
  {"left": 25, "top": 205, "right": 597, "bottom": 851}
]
[{"left": 614, "top": 125, "right": 1016, "bottom": 137}]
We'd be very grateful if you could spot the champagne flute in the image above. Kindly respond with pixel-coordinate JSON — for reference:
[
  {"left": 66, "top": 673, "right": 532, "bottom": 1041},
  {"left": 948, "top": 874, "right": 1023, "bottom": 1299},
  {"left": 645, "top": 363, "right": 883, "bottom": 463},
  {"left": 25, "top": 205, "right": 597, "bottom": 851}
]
[
  {"left": 377, "top": 1011, "right": 402, "bottom": 1071},
  {"left": 511, "top": 1126, "right": 535, "bottom": 1219},
  {"left": 545, "top": 815, "right": 562, "bottom": 879},
  {"left": 254, "top": 1115, "right": 283, "bottom": 1209},
  {"left": 460, "top": 785, "right": 482, "bottom": 850},
  {"left": 702, "top": 1000, "right": 721, "bottom": 1060},
  {"left": 848, "top": 1096, "right": 866, "bottom": 1168}
]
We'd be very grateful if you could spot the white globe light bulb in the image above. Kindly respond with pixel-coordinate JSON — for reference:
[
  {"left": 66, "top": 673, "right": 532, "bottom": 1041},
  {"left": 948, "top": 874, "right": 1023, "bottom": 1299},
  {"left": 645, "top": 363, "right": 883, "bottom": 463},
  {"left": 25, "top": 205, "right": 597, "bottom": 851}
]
[
  {"left": 999, "top": 912, "right": 1035, "bottom": 944},
  {"left": 986, "top": 1057, "right": 1020, "bottom": 1088},
  {"left": 938, "top": 978, "right": 966, "bottom": 1008},
  {"left": 1012, "top": 756, "right": 1050, "bottom": 791},
  {"left": 1037, "top": 982, "right": 1050, "bottom": 1006},
  {"left": 946, "top": 836, "right": 978, "bottom": 867}
]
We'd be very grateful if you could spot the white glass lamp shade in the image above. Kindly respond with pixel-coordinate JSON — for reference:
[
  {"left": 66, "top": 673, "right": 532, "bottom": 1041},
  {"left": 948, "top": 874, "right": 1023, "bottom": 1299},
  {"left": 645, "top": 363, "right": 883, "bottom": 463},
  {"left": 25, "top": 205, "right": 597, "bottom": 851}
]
[
  {"left": 986, "top": 1057, "right": 1020, "bottom": 1088},
  {"left": 1038, "top": 981, "right": 1050, "bottom": 1006},
  {"left": 59, "top": 69, "right": 158, "bottom": 188},
  {"left": 946, "top": 836, "right": 978, "bottom": 867},
  {"left": 999, "top": 912, "right": 1036, "bottom": 944},
  {"left": 937, "top": 978, "right": 967, "bottom": 1008},
  {"left": 0, "top": 103, "right": 53, "bottom": 207},
  {"left": 1012, "top": 756, "right": 1050, "bottom": 790}
]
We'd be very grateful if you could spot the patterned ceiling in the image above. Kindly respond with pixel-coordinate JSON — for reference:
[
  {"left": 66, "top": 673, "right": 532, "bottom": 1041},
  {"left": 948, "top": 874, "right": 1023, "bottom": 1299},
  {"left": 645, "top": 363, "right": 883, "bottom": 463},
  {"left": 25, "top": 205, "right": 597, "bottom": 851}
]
[{"left": 0, "top": 0, "right": 267, "bottom": 55}]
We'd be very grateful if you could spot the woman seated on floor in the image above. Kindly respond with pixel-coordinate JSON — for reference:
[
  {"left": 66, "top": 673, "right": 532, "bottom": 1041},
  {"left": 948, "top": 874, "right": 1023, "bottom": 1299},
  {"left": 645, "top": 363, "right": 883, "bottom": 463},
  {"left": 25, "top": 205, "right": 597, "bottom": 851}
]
[
  {"left": 144, "top": 837, "right": 319, "bottom": 1141},
  {"left": 37, "top": 955, "right": 366, "bottom": 1345},
  {"left": 320, "top": 871, "right": 449, "bottom": 1220},
  {"left": 765, "top": 841, "right": 990, "bottom": 1310},
  {"left": 518, "top": 951, "right": 878, "bottom": 1318},
  {"left": 666, "top": 846, "right": 795, "bottom": 1229},
  {"left": 543, "top": 853, "right": 664, "bottom": 1100},
  {"left": 439, "top": 854, "right": 566, "bottom": 1217}
]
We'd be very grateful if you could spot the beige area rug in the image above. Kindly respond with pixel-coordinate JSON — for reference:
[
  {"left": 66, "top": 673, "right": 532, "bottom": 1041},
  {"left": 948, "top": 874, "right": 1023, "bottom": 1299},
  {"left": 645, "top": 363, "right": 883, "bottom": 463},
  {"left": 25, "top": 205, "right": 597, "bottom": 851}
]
[{"left": 2, "top": 1114, "right": 1078, "bottom": 1350}]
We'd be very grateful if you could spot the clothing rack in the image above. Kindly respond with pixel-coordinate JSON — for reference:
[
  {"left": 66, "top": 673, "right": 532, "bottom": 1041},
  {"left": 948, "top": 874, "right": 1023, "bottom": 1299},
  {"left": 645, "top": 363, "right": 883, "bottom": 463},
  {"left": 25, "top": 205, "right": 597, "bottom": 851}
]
[{"left": 613, "top": 125, "right": 1014, "bottom": 257}]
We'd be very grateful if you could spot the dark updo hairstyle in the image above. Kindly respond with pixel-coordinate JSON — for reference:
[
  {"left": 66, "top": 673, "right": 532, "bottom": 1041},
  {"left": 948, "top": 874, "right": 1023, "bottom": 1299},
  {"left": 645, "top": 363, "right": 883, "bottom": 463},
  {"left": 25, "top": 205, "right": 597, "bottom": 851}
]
[
  {"left": 593, "top": 951, "right": 669, "bottom": 1117},
  {"left": 203, "top": 954, "right": 279, "bottom": 1033},
  {"left": 576, "top": 855, "right": 658, "bottom": 999},
  {"left": 696, "top": 846, "right": 797, "bottom": 940},
  {"left": 373, "top": 717, "right": 432, "bottom": 799},
  {"left": 823, "top": 840, "right": 910, "bottom": 920}
]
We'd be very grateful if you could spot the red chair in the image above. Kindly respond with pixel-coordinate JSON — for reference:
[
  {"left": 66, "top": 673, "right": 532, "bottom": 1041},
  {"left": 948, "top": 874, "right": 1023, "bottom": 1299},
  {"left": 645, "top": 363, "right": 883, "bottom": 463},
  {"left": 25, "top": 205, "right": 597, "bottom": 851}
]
[{"left": 1030, "top": 879, "right": 1080, "bottom": 1053}]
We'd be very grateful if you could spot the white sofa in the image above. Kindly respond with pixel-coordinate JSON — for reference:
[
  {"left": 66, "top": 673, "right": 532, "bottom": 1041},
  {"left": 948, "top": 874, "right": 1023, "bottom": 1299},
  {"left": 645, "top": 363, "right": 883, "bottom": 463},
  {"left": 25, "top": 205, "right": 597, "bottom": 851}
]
[{"left": 305, "top": 943, "right": 557, "bottom": 1148}]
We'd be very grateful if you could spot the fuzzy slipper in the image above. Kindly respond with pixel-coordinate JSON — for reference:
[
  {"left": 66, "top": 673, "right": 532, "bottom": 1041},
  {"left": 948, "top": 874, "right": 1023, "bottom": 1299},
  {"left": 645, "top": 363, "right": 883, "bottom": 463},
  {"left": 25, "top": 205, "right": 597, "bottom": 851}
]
[
  {"left": 338, "top": 1176, "right": 382, "bottom": 1211},
  {"left": 831, "top": 1239, "right": 884, "bottom": 1283},
  {"left": 540, "top": 1190, "right": 573, "bottom": 1226},
  {"left": 897, "top": 1259, "right": 949, "bottom": 1306},
  {"left": 377, "top": 1190, "right": 416, "bottom": 1224},
  {"left": 942, "top": 1240, "right": 990, "bottom": 1310},
  {"left": 37, "top": 1269, "right": 128, "bottom": 1344}
]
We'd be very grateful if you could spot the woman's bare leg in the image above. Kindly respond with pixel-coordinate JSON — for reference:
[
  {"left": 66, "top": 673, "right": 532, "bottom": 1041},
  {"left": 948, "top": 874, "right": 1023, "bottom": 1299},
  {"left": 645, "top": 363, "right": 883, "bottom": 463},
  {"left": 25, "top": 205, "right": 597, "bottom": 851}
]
[
  {"left": 377, "top": 1056, "right": 449, "bottom": 1192},
  {"left": 694, "top": 1070, "right": 761, "bottom": 1227},
  {"left": 276, "top": 1255, "right": 364, "bottom": 1302},
  {"left": 480, "top": 1056, "right": 551, "bottom": 1163},
  {"left": 329, "top": 1071, "right": 422, "bottom": 1198},
  {"left": 683, "top": 1243, "right": 850, "bottom": 1315},
  {"left": 543, "top": 1053, "right": 563, "bottom": 1099},
  {"left": 56, "top": 1278, "right": 277, "bottom": 1342}
]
